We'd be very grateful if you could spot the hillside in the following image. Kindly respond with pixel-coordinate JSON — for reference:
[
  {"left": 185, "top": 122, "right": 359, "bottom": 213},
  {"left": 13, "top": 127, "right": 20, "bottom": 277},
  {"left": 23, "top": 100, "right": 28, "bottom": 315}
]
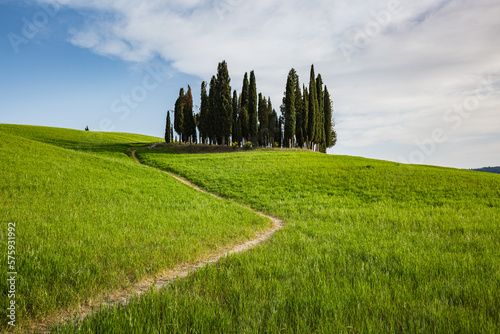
[
  {"left": 53, "top": 142, "right": 499, "bottom": 333},
  {"left": 2, "top": 125, "right": 498, "bottom": 333},
  {"left": 0, "top": 124, "right": 271, "bottom": 332}
]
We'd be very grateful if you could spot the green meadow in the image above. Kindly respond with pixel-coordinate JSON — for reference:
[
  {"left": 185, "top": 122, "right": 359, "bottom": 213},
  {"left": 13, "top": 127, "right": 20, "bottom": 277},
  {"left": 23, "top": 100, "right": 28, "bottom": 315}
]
[
  {"left": 50, "top": 143, "right": 499, "bottom": 333},
  {"left": 0, "top": 124, "right": 270, "bottom": 331},
  {"left": 1, "top": 124, "right": 499, "bottom": 333}
]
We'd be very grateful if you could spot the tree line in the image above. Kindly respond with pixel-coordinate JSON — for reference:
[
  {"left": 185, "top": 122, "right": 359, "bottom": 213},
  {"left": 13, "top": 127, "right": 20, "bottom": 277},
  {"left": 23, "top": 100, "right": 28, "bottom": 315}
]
[{"left": 165, "top": 61, "right": 336, "bottom": 152}]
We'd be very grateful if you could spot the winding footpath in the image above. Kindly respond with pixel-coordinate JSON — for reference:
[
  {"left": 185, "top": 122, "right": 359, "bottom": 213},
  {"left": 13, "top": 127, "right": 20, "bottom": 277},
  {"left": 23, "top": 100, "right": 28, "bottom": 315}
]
[{"left": 30, "top": 148, "right": 284, "bottom": 333}]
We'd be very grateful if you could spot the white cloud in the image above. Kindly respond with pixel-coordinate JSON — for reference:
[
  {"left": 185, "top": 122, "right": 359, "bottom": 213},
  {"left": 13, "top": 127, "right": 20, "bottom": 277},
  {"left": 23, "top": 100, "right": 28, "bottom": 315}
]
[{"left": 38, "top": 0, "right": 500, "bottom": 167}]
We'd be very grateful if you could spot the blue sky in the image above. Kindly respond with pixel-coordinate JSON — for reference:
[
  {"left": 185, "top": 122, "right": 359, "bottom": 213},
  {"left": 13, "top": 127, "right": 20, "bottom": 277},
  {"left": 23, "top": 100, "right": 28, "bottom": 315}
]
[{"left": 1, "top": 0, "right": 499, "bottom": 168}]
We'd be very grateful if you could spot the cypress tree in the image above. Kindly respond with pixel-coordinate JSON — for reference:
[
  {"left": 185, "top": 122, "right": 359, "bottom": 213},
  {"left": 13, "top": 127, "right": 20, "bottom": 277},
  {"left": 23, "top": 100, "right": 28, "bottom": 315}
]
[
  {"left": 199, "top": 81, "right": 209, "bottom": 144},
  {"left": 208, "top": 75, "right": 218, "bottom": 145},
  {"left": 268, "top": 108, "right": 278, "bottom": 147},
  {"left": 174, "top": 88, "right": 185, "bottom": 142},
  {"left": 283, "top": 69, "right": 296, "bottom": 148},
  {"left": 241, "top": 73, "right": 249, "bottom": 111},
  {"left": 267, "top": 96, "right": 274, "bottom": 145},
  {"left": 182, "top": 85, "right": 196, "bottom": 143},
  {"left": 236, "top": 94, "right": 243, "bottom": 145},
  {"left": 232, "top": 90, "right": 239, "bottom": 144},
  {"left": 165, "top": 110, "right": 171, "bottom": 143},
  {"left": 295, "top": 77, "right": 304, "bottom": 148},
  {"left": 216, "top": 61, "right": 232, "bottom": 146},
  {"left": 302, "top": 85, "right": 309, "bottom": 146},
  {"left": 316, "top": 74, "right": 325, "bottom": 151},
  {"left": 292, "top": 68, "right": 301, "bottom": 139},
  {"left": 240, "top": 73, "right": 250, "bottom": 142},
  {"left": 323, "top": 86, "right": 337, "bottom": 149},
  {"left": 248, "top": 70, "right": 258, "bottom": 144},
  {"left": 258, "top": 93, "right": 269, "bottom": 146},
  {"left": 307, "top": 65, "right": 318, "bottom": 150}
]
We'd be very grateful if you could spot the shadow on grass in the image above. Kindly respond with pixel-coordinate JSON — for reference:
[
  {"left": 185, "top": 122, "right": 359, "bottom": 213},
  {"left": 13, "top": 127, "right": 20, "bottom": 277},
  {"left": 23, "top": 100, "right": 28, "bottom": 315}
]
[{"left": 147, "top": 142, "right": 313, "bottom": 155}]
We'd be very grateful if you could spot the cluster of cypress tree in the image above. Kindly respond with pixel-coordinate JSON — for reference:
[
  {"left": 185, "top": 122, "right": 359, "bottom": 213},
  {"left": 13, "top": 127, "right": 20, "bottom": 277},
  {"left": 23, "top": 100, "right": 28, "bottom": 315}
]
[
  {"left": 196, "top": 62, "right": 279, "bottom": 147},
  {"left": 165, "top": 61, "right": 336, "bottom": 151},
  {"left": 282, "top": 65, "right": 337, "bottom": 153}
]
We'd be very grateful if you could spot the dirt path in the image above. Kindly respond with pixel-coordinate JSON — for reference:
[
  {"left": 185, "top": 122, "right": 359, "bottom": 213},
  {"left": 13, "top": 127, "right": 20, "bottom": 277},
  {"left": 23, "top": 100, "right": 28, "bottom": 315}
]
[
  {"left": 132, "top": 149, "right": 223, "bottom": 200},
  {"left": 28, "top": 149, "right": 283, "bottom": 333},
  {"left": 131, "top": 149, "right": 284, "bottom": 242}
]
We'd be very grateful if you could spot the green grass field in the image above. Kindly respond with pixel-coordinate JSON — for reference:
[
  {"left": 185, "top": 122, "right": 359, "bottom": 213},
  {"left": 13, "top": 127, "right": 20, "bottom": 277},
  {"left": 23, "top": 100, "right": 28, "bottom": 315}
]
[
  {"left": 48, "top": 143, "right": 500, "bottom": 333},
  {"left": 0, "top": 125, "right": 270, "bottom": 331},
  {"left": 2, "top": 125, "right": 499, "bottom": 333}
]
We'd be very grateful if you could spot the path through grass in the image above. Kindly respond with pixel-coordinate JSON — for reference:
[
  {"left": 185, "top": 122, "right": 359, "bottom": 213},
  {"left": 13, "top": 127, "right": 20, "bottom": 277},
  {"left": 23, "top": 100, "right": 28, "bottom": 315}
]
[
  {"left": 52, "top": 144, "right": 499, "bottom": 333},
  {"left": 0, "top": 125, "right": 270, "bottom": 332}
]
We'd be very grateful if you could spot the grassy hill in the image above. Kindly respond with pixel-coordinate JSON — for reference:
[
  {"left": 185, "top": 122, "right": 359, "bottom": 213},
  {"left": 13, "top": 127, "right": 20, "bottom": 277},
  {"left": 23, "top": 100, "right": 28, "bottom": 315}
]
[
  {"left": 0, "top": 124, "right": 270, "bottom": 331},
  {"left": 2, "top": 125, "right": 498, "bottom": 333},
  {"left": 51, "top": 143, "right": 499, "bottom": 333}
]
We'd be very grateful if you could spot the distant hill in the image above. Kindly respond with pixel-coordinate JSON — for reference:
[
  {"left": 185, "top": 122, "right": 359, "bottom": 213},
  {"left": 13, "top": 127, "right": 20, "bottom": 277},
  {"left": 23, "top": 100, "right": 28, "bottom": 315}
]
[{"left": 472, "top": 166, "right": 500, "bottom": 174}]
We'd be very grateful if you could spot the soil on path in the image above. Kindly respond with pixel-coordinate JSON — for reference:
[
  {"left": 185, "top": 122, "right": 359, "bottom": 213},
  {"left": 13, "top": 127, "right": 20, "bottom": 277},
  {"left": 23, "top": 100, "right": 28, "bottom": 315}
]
[{"left": 27, "top": 148, "right": 284, "bottom": 334}]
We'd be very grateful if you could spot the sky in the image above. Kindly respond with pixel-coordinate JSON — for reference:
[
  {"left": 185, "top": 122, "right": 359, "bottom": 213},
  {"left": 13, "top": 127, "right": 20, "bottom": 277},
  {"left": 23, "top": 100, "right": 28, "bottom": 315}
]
[{"left": 0, "top": 0, "right": 499, "bottom": 169}]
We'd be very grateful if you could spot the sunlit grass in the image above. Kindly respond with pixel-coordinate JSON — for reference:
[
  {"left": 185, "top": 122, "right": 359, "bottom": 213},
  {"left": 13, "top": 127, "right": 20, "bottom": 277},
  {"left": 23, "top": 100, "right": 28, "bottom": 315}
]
[
  {"left": 0, "top": 126, "right": 269, "bottom": 330},
  {"left": 53, "top": 144, "right": 500, "bottom": 333}
]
